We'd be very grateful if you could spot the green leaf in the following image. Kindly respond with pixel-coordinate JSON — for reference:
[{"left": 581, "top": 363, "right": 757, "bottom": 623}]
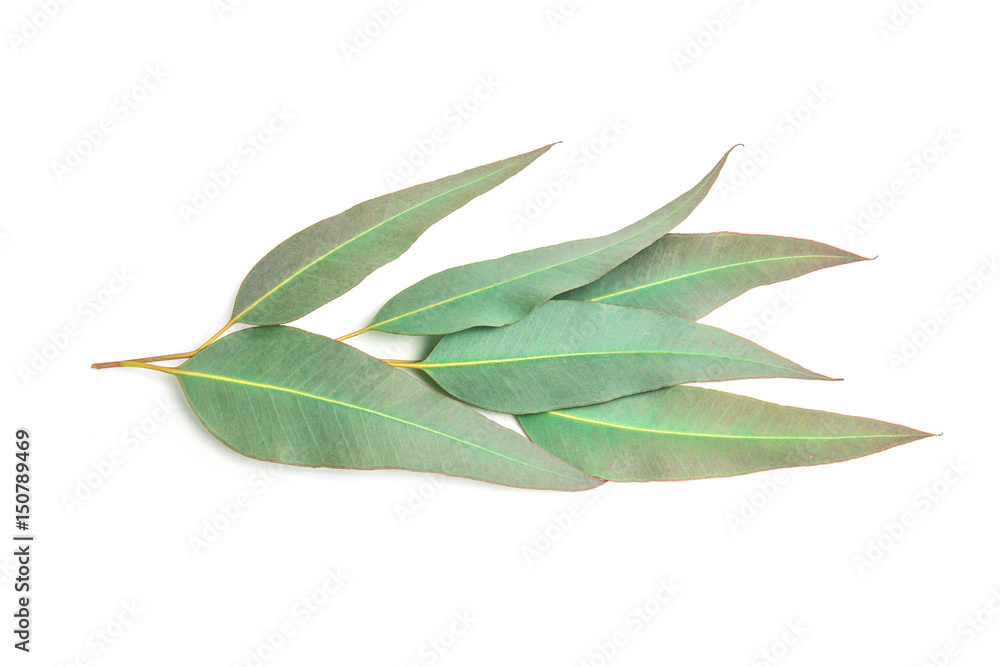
[
  {"left": 167, "top": 326, "right": 603, "bottom": 491},
  {"left": 557, "top": 232, "right": 867, "bottom": 320},
  {"left": 363, "top": 146, "right": 739, "bottom": 336},
  {"left": 519, "top": 386, "right": 934, "bottom": 481},
  {"left": 409, "top": 300, "right": 830, "bottom": 414},
  {"left": 230, "top": 144, "right": 556, "bottom": 326}
]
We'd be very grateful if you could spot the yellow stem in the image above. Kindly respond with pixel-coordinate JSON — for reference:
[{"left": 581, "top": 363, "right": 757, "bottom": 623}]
[
  {"left": 119, "top": 361, "right": 180, "bottom": 375},
  {"left": 335, "top": 325, "right": 372, "bottom": 342},
  {"left": 196, "top": 317, "right": 237, "bottom": 352},
  {"left": 91, "top": 318, "right": 237, "bottom": 370},
  {"left": 384, "top": 360, "right": 424, "bottom": 369}
]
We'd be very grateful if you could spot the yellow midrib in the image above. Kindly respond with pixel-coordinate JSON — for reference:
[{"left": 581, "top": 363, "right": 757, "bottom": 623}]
[
  {"left": 588, "top": 254, "right": 851, "bottom": 302},
  {"left": 233, "top": 155, "right": 537, "bottom": 323},
  {"left": 416, "top": 350, "right": 817, "bottom": 378},
  {"left": 161, "top": 365, "right": 583, "bottom": 482},
  {"left": 546, "top": 410, "right": 913, "bottom": 440}
]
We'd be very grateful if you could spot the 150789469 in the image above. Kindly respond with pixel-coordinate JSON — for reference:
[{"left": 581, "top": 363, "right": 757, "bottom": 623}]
[{"left": 14, "top": 428, "right": 32, "bottom": 653}]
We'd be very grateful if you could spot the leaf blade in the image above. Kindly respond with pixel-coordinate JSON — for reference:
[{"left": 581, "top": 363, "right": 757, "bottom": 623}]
[
  {"left": 231, "top": 144, "right": 556, "bottom": 325},
  {"left": 367, "top": 146, "right": 739, "bottom": 335},
  {"left": 519, "top": 386, "right": 933, "bottom": 481},
  {"left": 418, "top": 300, "right": 829, "bottom": 414},
  {"left": 174, "top": 326, "right": 602, "bottom": 491},
  {"left": 557, "top": 232, "right": 866, "bottom": 319}
]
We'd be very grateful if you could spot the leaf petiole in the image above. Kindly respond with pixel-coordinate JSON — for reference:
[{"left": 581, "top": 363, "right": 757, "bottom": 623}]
[
  {"left": 118, "top": 360, "right": 180, "bottom": 375},
  {"left": 384, "top": 360, "right": 425, "bottom": 369},
  {"left": 91, "top": 318, "right": 236, "bottom": 370},
  {"left": 335, "top": 326, "right": 372, "bottom": 342}
]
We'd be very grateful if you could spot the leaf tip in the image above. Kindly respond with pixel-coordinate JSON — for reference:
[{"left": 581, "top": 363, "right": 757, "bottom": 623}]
[
  {"left": 801, "top": 368, "right": 840, "bottom": 382},
  {"left": 908, "top": 429, "right": 940, "bottom": 444}
]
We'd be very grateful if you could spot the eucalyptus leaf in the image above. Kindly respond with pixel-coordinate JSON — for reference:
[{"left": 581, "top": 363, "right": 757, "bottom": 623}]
[
  {"left": 557, "top": 233, "right": 867, "bottom": 320},
  {"left": 409, "top": 300, "right": 830, "bottom": 414},
  {"left": 519, "top": 386, "right": 934, "bottom": 481},
  {"left": 363, "top": 146, "right": 739, "bottom": 336},
  {"left": 168, "top": 326, "right": 603, "bottom": 491},
  {"left": 231, "top": 144, "right": 555, "bottom": 326}
]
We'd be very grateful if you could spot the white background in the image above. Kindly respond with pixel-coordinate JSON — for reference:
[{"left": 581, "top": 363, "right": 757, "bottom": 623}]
[{"left": 2, "top": 0, "right": 999, "bottom": 665}]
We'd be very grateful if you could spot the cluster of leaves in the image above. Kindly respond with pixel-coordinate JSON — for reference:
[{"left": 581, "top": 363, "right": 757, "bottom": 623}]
[{"left": 95, "top": 144, "right": 933, "bottom": 491}]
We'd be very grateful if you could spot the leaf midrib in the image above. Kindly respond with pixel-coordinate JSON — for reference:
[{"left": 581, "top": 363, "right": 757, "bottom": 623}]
[
  {"left": 420, "top": 350, "right": 817, "bottom": 378},
  {"left": 172, "top": 366, "right": 582, "bottom": 481},
  {"left": 546, "top": 410, "right": 915, "bottom": 440},
  {"left": 587, "top": 254, "right": 851, "bottom": 302},
  {"left": 235, "top": 154, "right": 539, "bottom": 322}
]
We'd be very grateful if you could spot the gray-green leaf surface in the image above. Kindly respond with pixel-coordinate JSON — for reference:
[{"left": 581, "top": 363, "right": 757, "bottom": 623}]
[
  {"left": 365, "top": 146, "right": 739, "bottom": 336},
  {"left": 519, "top": 386, "right": 933, "bottom": 481},
  {"left": 557, "top": 233, "right": 866, "bottom": 320},
  {"left": 172, "top": 326, "right": 603, "bottom": 491},
  {"left": 231, "top": 144, "right": 555, "bottom": 325},
  {"left": 413, "top": 300, "right": 829, "bottom": 414}
]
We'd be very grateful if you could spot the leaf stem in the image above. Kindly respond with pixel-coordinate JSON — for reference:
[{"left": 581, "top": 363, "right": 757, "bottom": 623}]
[
  {"left": 91, "top": 318, "right": 237, "bottom": 370},
  {"left": 384, "top": 359, "right": 425, "bottom": 369},
  {"left": 118, "top": 361, "right": 180, "bottom": 375},
  {"left": 92, "top": 351, "right": 192, "bottom": 369},
  {"left": 197, "top": 317, "right": 238, "bottom": 351},
  {"left": 335, "top": 326, "right": 372, "bottom": 342}
]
